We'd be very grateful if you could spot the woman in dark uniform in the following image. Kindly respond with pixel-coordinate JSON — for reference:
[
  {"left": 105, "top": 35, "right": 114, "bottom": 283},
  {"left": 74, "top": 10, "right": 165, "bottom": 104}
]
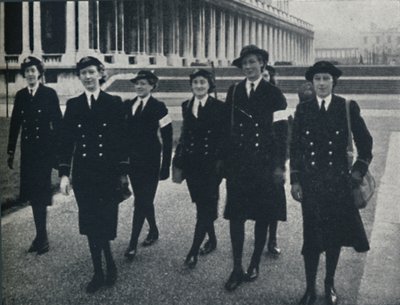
[
  {"left": 173, "top": 69, "right": 228, "bottom": 269},
  {"left": 59, "top": 57, "right": 129, "bottom": 293},
  {"left": 262, "top": 64, "right": 288, "bottom": 255},
  {"left": 290, "top": 61, "right": 372, "bottom": 305},
  {"left": 7, "top": 56, "right": 62, "bottom": 255},
  {"left": 223, "top": 45, "right": 287, "bottom": 291},
  {"left": 123, "top": 70, "right": 173, "bottom": 260}
]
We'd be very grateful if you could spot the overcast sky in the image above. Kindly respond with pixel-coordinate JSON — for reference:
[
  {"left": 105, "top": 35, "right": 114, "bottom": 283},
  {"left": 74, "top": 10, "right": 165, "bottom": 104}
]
[{"left": 289, "top": 0, "right": 400, "bottom": 47}]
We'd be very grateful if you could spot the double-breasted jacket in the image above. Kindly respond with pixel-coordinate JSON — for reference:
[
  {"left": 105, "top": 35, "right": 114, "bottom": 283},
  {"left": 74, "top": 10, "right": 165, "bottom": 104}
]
[
  {"left": 290, "top": 94, "right": 373, "bottom": 254},
  {"left": 7, "top": 84, "right": 62, "bottom": 205},
  {"left": 58, "top": 91, "right": 128, "bottom": 239},
  {"left": 223, "top": 79, "right": 287, "bottom": 221}
]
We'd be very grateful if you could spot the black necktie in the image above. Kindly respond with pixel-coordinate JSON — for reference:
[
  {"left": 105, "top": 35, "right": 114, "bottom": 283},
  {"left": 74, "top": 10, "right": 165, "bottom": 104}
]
[
  {"left": 135, "top": 100, "right": 143, "bottom": 116},
  {"left": 197, "top": 101, "right": 203, "bottom": 118},
  {"left": 320, "top": 100, "right": 327, "bottom": 115},
  {"left": 29, "top": 89, "right": 33, "bottom": 97},
  {"left": 249, "top": 83, "right": 255, "bottom": 98},
  {"left": 90, "top": 94, "right": 96, "bottom": 109}
]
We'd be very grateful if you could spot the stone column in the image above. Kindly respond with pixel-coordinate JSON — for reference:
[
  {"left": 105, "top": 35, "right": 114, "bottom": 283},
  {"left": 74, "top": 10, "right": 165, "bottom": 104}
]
[
  {"left": 166, "top": 0, "right": 180, "bottom": 65},
  {"left": 207, "top": 5, "right": 216, "bottom": 62},
  {"left": 0, "top": 2, "right": 5, "bottom": 66},
  {"left": 226, "top": 13, "right": 235, "bottom": 63},
  {"left": 234, "top": 15, "right": 242, "bottom": 58},
  {"left": 262, "top": 24, "right": 268, "bottom": 53},
  {"left": 181, "top": 0, "right": 193, "bottom": 66},
  {"left": 256, "top": 22, "right": 262, "bottom": 48},
  {"left": 250, "top": 20, "right": 257, "bottom": 45},
  {"left": 243, "top": 17, "right": 249, "bottom": 46},
  {"left": 64, "top": 1, "right": 76, "bottom": 64},
  {"left": 21, "top": 2, "right": 31, "bottom": 59},
  {"left": 32, "top": 2, "right": 42, "bottom": 55},
  {"left": 217, "top": 9, "right": 227, "bottom": 66},
  {"left": 77, "top": 1, "right": 91, "bottom": 57},
  {"left": 268, "top": 25, "right": 274, "bottom": 63}
]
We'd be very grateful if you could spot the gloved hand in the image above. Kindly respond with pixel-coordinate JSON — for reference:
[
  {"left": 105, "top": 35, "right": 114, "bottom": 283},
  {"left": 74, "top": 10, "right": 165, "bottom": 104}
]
[
  {"left": 7, "top": 153, "right": 14, "bottom": 169},
  {"left": 291, "top": 183, "right": 303, "bottom": 202},
  {"left": 273, "top": 167, "right": 285, "bottom": 185},
  {"left": 60, "top": 175, "right": 71, "bottom": 196},
  {"left": 159, "top": 165, "right": 170, "bottom": 181},
  {"left": 118, "top": 175, "right": 132, "bottom": 200}
]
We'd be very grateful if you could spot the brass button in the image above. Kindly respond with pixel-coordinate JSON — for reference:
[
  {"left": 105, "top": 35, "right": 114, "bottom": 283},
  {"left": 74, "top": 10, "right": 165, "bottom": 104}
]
[
  {"left": 78, "top": 124, "right": 82, "bottom": 128},
  {"left": 82, "top": 135, "right": 85, "bottom": 138},
  {"left": 336, "top": 131, "right": 340, "bottom": 135},
  {"left": 329, "top": 141, "right": 333, "bottom": 145},
  {"left": 311, "top": 161, "right": 315, "bottom": 166},
  {"left": 103, "top": 123, "right": 107, "bottom": 127},
  {"left": 255, "top": 123, "right": 259, "bottom": 127},
  {"left": 99, "top": 144, "right": 103, "bottom": 147},
  {"left": 82, "top": 153, "right": 86, "bottom": 157},
  {"left": 306, "top": 130, "right": 310, "bottom": 135},
  {"left": 256, "top": 133, "right": 259, "bottom": 137},
  {"left": 329, "top": 151, "right": 333, "bottom": 155},
  {"left": 255, "top": 143, "right": 259, "bottom": 147},
  {"left": 99, "top": 153, "right": 103, "bottom": 157},
  {"left": 310, "top": 142, "right": 314, "bottom": 146},
  {"left": 311, "top": 152, "right": 315, "bottom": 156},
  {"left": 99, "top": 134, "right": 103, "bottom": 138},
  {"left": 82, "top": 144, "right": 86, "bottom": 147},
  {"left": 329, "top": 161, "right": 333, "bottom": 166}
]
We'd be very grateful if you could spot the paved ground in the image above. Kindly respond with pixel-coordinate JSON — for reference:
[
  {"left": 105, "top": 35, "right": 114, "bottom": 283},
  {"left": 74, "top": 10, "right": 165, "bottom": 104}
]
[{"left": 1, "top": 97, "right": 400, "bottom": 305}]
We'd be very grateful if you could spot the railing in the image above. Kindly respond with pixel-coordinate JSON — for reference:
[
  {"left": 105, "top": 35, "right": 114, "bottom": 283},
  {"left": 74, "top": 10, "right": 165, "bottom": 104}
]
[
  {"left": 5, "top": 55, "right": 19, "bottom": 64},
  {"left": 42, "top": 54, "right": 62, "bottom": 63}
]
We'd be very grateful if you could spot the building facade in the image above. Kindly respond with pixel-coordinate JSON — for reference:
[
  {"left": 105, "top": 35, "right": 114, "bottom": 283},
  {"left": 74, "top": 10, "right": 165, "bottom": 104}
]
[
  {"left": 315, "top": 48, "right": 361, "bottom": 65},
  {"left": 0, "top": 0, "right": 313, "bottom": 95},
  {"left": 361, "top": 23, "right": 400, "bottom": 65}
]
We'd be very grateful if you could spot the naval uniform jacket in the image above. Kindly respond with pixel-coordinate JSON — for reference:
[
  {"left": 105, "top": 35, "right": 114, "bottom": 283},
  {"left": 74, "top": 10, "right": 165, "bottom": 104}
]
[
  {"left": 124, "top": 96, "right": 172, "bottom": 181},
  {"left": 290, "top": 94, "right": 372, "bottom": 254},
  {"left": 223, "top": 79, "right": 287, "bottom": 221},
  {"left": 173, "top": 96, "right": 229, "bottom": 214},
  {"left": 58, "top": 91, "right": 128, "bottom": 240},
  {"left": 7, "top": 84, "right": 62, "bottom": 205}
]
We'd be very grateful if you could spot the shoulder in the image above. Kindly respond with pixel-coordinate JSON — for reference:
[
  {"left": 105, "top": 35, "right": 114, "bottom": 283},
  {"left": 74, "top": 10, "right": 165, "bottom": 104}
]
[
  {"left": 40, "top": 84, "right": 57, "bottom": 94},
  {"left": 295, "top": 98, "right": 314, "bottom": 113},
  {"left": 66, "top": 93, "right": 84, "bottom": 108},
  {"left": 150, "top": 97, "right": 168, "bottom": 110}
]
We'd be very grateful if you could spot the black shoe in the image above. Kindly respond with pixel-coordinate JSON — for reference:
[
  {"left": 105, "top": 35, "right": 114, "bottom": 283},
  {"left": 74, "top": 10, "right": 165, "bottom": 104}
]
[
  {"left": 325, "top": 283, "right": 338, "bottom": 305},
  {"left": 86, "top": 273, "right": 104, "bottom": 293},
  {"left": 105, "top": 265, "right": 117, "bottom": 287},
  {"left": 184, "top": 254, "right": 198, "bottom": 269},
  {"left": 199, "top": 240, "right": 217, "bottom": 256},
  {"left": 224, "top": 269, "right": 244, "bottom": 292},
  {"left": 124, "top": 247, "right": 137, "bottom": 261},
  {"left": 267, "top": 244, "right": 281, "bottom": 255},
  {"left": 298, "top": 290, "right": 317, "bottom": 305},
  {"left": 141, "top": 231, "right": 159, "bottom": 247},
  {"left": 244, "top": 265, "right": 259, "bottom": 282},
  {"left": 36, "top": 240, "right": 49, "bottom": 255}
]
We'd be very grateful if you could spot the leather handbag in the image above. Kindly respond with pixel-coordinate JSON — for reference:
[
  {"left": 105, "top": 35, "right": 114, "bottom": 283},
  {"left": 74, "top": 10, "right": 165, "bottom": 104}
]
[{"left": 345, "top": 100, "right": 375, "bottom": 209}]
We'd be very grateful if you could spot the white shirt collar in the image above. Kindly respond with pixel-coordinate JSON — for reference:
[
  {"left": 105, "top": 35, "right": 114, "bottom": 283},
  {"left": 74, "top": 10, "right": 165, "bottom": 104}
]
[
  {"left": 85, "top": 89, "right": 101, "bottom": 107},
  {"left": 194, "top": 95, "right": 208, "bottom": 107},
  {"left": 132, "top": 94, "right": 151, "bottom": 114},
  {"left": 27, "top": 83, "right": 40, "bottom": 96},
  {"left": 316, "top": 94, "right": 332, "bottom": 110},
  {"left": 246, "top": 76, "right": 263, "bottom": 96}
]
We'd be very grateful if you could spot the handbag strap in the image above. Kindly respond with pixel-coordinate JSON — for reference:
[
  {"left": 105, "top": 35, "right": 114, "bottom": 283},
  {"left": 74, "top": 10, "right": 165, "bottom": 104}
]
[
  {"left": 345, "top": 99, "right": 353, "bottom": 153},
  {"left": 230, "top": 83, "right": 238, "bottom": 135}
]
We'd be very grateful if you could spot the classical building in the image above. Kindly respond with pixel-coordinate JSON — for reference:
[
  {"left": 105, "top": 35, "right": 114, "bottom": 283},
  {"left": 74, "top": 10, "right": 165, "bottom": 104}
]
[
  {"left": 315, "top": 47, "right": 361, "bottom": 65},
  {"left": 361, "top": 23, "right": 400, "bottom": 65},
  {"left": 0, "top": 0, "right": 313, "bottom": 95}
]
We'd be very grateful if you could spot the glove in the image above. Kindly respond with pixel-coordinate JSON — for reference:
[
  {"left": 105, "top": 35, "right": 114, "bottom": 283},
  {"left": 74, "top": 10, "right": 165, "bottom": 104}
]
[
  {"left": 118, "top": 175, "right": 132, "bottom": 201},
  {"left": 273, "top": 167, "right": 285, "bottom": 185},
  {"left": 60, "top": 176, "right": 71, "bottom": 196},
  {"left": 159, "top": 165, "right": 170, "bottom": 181},
  {"left": 7, "top": 153, "right": 14, "bottom": 169},
  {"left": 351, "top": 170, "right": 363, "bottom": 187},
  {"left": 291, "top": 183, "right": 303, "bottom": 202}
]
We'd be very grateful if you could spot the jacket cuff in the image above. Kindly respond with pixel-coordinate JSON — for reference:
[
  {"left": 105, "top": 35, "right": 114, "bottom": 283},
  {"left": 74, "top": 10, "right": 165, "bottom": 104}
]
[
  {"left": 290, "top": 171, "right": 300, "bottom": 185},
  {"left": 58, "top": 164, "right": 71, "bottom": 178},
  {"left": 352, "top": 159, "right": 369, "bottom": 177}
]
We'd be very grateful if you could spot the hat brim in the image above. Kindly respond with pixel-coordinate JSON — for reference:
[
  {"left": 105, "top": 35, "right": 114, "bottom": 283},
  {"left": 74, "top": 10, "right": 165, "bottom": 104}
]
[
  {"left": 232, "top": 49, "right": 269, "bottom": 68},
  {"left": 305, "top": 66, "right": 342, "bottom": 81}
]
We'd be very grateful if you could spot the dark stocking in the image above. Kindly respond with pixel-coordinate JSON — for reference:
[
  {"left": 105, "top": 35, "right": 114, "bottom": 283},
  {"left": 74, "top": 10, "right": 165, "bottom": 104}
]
[
  {"left": 31, "top": 204, "right": 48, "bottom": 243},
  {"left": 268, "top": 220, "right": 278, "bottom": 246},
  {"left": 88, "top": 237, "right": 103, "bottom": 277},
  {"left": 249, "top": 219, "right": 269, "bottom": 267},
  {"left": 303, "top": 252, "right": 320, "bottom": 293},
  {"left": 229, "top": 219, "right": 245, "bottom": 272},
  {"left": 325, "top": 247, "right": 341, "bottom": 286}
]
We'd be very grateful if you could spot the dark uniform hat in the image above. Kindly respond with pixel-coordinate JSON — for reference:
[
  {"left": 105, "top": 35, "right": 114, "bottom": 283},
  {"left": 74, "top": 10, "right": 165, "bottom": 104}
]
[
  {"left": 21, "top": 56, "right": 44, "bottom": 75},
  {"left": 305, "top": 61, "right": 342, "bottom": 81},
  {"left": 76, "top": 56, "right": 104, "bottom": 73},
  {"left": 232, "top": 45, "right": 269, "bottom": 68},
  {"left": 130, "top": 70, "right": 159, "bottom": 85},
  {"left": 189, "top": 69, "right": 216, "bottom": 92}
]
